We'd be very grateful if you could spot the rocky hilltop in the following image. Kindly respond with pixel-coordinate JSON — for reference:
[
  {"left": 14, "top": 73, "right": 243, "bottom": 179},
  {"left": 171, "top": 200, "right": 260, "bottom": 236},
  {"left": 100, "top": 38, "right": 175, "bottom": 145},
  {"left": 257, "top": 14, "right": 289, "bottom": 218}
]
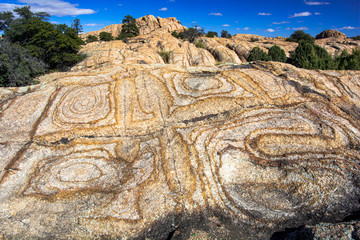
[{"left": 0, "top": 16, "right": 360, "bottom": 239}]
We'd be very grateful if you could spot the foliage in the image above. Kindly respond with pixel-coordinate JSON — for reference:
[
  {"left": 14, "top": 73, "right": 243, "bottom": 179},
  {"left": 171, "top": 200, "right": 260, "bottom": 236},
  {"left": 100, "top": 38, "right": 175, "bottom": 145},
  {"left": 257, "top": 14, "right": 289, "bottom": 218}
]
[
  {"left": 0, "top": 40, "right": 46, "bottom": 87},
  {"left": 250, "top": 37, "right": 259, "bottom": 42},
  {"left": 157, "top": 51, "right": 171, "bottom": 64},
  {"left": 116, "top": 15, "right": 139, "bottom": 40},
  {"left": 351, "top": 36, "right": 360, "bottom": 41},
  {"left": 247, "top": 47, "right": 269, "bottom": 61},
  {"left": 86, "top": 35, "right": 99, "bottom": 43},
  {"left": 2, "top": 6, "right": 85, "bottom": 71},
  {"left": 171, "top": 31, "right": 179, "bottom": 38},
  {"left": 206, "top": 31, "right": 218, "bottom": 38},
  {"left": 99, "top": 32, "right": 114, "bottom": 41},
  {"left": 194, "top": 40, "right": 206, "bottom": 49},
  {"left": 268, "top": 45, "right": 286, "bottom": 62},
  {"left": 290, "top": 41, "right": 335, "bottom": 70},
  {"left": 173, "top": 26, "right": 204, "bottom": 43},
  {"left": 335, "top": 48, "right": 360, "bottom": 70},
  {"left": 71, "top": 18, "right": 83, "bottom": 34},
  {"left": 221, "top": 30, "right": 232, "bottom": 38},
  {"left": 287, "top": 30, "right": 314, "bottom": 44}
]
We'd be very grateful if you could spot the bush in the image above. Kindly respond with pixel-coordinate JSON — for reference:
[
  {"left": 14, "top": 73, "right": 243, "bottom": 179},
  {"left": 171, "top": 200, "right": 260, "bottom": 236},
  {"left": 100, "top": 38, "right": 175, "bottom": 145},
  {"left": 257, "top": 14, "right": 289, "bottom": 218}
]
[
  {"left": 250, "top": 37, "right": 259, "bottom": 42},
  {"left": 351, "top": 36, "right": 360, "bottom": 41},
  {"left": 221, "top": 30, "right": 232, "bottom": 38},
  {"left": 0, "top": 40, "right": 46, "bottom": 87},
  {"left": 175, "top": 26, "right": 204, "bottom": 43},
  {"left": 116, "top": 15, "right": 139, "bottom": 40},
  {"left": 86, "top": 35, "right": 98, "bottom": 43},
  {"left": 247, "top": 47, "right": 269, "bottom": 61},
  {"left": 157, "top": 51, "right": 171, "bottom": 64},
  {"left": 194, "top": 40, "right": 206, "bottom": 49},
  {"left": 335, "top": 48, "right": 360, "bottom": 70},
  {"left": 206, "top": 31, "right": 218, "bottom": 38},
  {"left": 290, "top": 41, "right": 335, "bottom": 70},
  {"left": 268, "top": 45, "right": 286, "bottom": 62},
  {"left": 287, "top": 30, "right": 314, "bottom": 44},
  {"left": 99, "top": 32, "right": 113, "bottom": 41},
  {"left": 171, "top": 31, "right": 179, "bottom": 38}
]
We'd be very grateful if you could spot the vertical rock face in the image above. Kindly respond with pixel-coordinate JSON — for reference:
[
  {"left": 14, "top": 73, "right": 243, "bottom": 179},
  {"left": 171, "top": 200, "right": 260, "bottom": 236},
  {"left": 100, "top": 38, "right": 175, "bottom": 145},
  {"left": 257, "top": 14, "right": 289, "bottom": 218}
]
[{"left": 0, "top": 60, "right": 360, "bottom": 239}]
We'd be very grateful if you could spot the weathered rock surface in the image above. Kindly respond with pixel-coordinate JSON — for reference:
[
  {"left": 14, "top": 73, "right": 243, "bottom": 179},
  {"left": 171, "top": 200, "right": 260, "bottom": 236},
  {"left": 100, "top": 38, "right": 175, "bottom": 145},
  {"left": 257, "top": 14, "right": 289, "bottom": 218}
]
[
  {"left": 1, "top": 59, "right": 360, "bottom": 239},
  {"left": 81, "top": 15, "right": 186, "bottom": 39},
  {"left": 316, "top": 29, "right": 347, "bottom": 39},
  {"left": 78, "top": 25, "right": 360, "bottom": 71}
]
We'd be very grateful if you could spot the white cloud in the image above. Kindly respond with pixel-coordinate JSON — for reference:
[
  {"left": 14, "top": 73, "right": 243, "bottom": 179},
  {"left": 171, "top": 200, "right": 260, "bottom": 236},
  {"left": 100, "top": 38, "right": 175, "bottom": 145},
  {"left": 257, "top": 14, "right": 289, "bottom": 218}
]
[
  {"left": 289, "top": 12, "right": 312, "bottom": 18},
  {"left": 286, "top": 27, "right": 309, "bottom": 30},
  {"left": 315, "top": 12, "right": 321, "bottom": 15},
  {"left": 118, "top": 3, "right": 122, "bottom": 6},
  {"left": 159, "top": 7, "right": 167, "bottom": 11},
  {"left": 85, "top": 23, "right": 103, "bottom": 27},
  {"left": 235, "top": 21, "right": 239, "bottom": 23},
  {"left": 243, "top": 27, "right": 250, "bottom": 30},
  {"left": 258, "top": 12, "right": 271, "bottom": 16},
  {"left": 222, "top": 24, "right": 230, "bottom": 27},
  {"left": 304, "top": 1, "right": 330, "bottom": 5},
  {"left": 209, "top": 13, "right": 222, "bottom": 16},
  {"left": 292, "top": 27, "right": 309, "bottom": 30},
  {"left": 192, "top": 21, "right": 197, "bottom": 24},
  {"left": 273, "top": 21, "right": 290, "bottom": 24},
  {"left": 0, "top": 0, "right": 96, "bottom": 16},
  {"left": 266, "top": 28, "right": 275, "bottom": 32},
  {"left": 339, "top": 26, "right": 359, "bottom": 30}
]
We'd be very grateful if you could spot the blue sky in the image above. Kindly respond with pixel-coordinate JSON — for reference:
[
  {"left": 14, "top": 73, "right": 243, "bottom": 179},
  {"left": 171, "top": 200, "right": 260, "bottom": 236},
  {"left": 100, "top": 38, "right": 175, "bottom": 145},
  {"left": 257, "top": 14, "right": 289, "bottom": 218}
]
[{"left": 0, "top": 0, "right": 359, "bottom": 37}]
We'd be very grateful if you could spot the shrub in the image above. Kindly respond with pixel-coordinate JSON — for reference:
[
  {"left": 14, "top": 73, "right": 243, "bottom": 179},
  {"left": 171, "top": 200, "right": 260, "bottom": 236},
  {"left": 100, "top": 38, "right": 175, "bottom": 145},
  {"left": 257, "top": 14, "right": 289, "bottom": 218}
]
[
  {"left": 351, "top": 36, "right": 360, "bottom": 41},
  {"left": 0, "top": 40, "right": 46, "bottom": 87},
  {"left": 174, "top": 27, "right": 204, "bottom": 43},
  {"left": 157, "top": 51, "right": 171, "bottom": 64},
  {"left": 221, "top": 30, "right": 232, "bottom": 38},
  {"left": 287, "top": 30, "right": 314, "bottom": 44},
  {"left": 86, "top": 35, "right": 98, "bottom": 43},
  {"left": 335, "top": 48, "right": 360, "bottom": 70},
  {"left": 290, "top": 41, "right": 335, "bottom": 70},
  {"left": 247, "top": 47, "right": 269, "bottom": 61},
  {"left": 250, "top": 37, "right": 259, "bottom": 42},
  {"left": 99, "top": 32, "right": 113, "bottom": 41},
  {"left": 206, "top": 31, "right": 218, "bottom": 38},
  {"left": 171, "top": 31, "right": 179, "bottom": 38},
  {"left": 268, "top": 45, "right": 286, "bottom": 62},
  {"left": 194, "top": 40, "right": 206, "bottom": 49},
  {"left": 116, "top": 15, "right": 139, "bottom": 40}
]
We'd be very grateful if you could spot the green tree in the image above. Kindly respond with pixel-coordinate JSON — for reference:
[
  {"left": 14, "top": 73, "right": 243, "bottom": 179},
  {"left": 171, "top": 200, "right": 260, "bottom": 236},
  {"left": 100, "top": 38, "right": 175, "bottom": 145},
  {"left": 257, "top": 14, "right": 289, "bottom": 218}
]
[
  {"left": 268, "top": 45, "right": 287, "bottom": 62},
  {"left": 206, "top": 31, "right": 218, "bottom": 38},
  {"left": 221, "top": 30, "right": 232, "bottom": 38},
  {"left": 335, "top": 48, "right": 360, "bottom": 70},
  {"left": 2, "top": 6, "right": 85, "bottom": 71},
  {"left": 0, "top": 40, "right": 46, "bottom": 87},
  {"left": 287, "top": 30, "right": 314, "bottom": 44},
  {"left": 174, "top": 26, "right": 204, "bottom": 43},
  {"left": 290, "top": 41, "right": 335, "bottom": 70},
  {"left": 0, "top": 11, "right": 14, "bottom": 32},
  {"left": 116, "top": 15, "right": 140, "bottom": 40},
  {"left": 99, "top": 31, "right": 114, "bottom": 41},
  {"left": 86, "top": 35, "right": 98, "bottom": 43},
  {"left": 71, "top": 18, "right": 83, "bottom": 34},
  {"left": 247, "top": 47, "right": 269, "bottom": 61}
]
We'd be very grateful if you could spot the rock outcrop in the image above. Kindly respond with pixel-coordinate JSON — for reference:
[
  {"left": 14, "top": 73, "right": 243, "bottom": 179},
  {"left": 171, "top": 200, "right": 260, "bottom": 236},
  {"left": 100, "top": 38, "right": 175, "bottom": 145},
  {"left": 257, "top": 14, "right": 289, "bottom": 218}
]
[
  {"left": 316, "top": 29, "right": 347, "bottom": 39},
  {"left": 1, "top": 59, "right": 360, "bottom": 239},
  {"left": 1, "top": 18, "right": 360, "bottom": 239},
  {"left": 81, "top": 15, "right": 186, "bottom": 39}
]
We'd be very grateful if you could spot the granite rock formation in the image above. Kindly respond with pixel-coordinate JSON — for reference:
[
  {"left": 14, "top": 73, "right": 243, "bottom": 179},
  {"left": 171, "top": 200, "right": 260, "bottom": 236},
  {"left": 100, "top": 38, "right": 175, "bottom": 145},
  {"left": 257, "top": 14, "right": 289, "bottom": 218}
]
[
  {"left": 81, "top": 15, "right": 186, "bottom": 39},
  {"left": 316, "top": 29, "right": 348, "bottom": 39},
  {"left": 1, "top": 19, "right": 360, "bottom": 239},
  {"left": 1, "top": 59, "right": 360, "bottom": 239}
]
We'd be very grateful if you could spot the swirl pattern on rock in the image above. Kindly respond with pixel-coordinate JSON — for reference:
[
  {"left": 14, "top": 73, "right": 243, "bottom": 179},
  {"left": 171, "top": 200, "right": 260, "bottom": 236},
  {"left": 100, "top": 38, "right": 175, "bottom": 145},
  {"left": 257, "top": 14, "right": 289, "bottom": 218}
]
[{"left": 0, "top": 62, "right": 359, "bottom": 239}]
